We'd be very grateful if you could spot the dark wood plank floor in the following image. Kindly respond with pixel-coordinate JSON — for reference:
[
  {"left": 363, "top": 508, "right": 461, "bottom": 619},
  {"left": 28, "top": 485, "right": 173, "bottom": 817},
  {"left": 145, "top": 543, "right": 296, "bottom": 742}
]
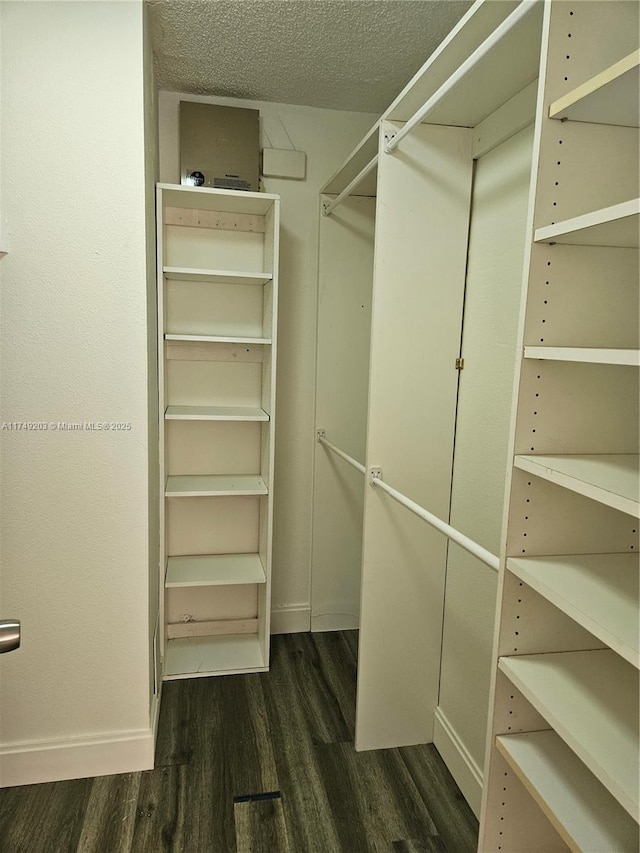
[{"left": 0, "top": 631, "right": 478, "bottom": 852}]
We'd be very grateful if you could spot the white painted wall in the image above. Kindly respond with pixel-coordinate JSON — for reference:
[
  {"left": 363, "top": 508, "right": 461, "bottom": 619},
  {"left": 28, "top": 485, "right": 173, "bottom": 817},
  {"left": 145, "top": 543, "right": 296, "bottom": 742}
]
[
  {"left": 435, "top": 123, "right": 535, "bottom": 814},
  {"left": 158, "top": 92, "right": 376, "bottom": 631},
  {"left": 0, "top": 0, "right": 153, "bottom": 785},
  {"left": 312, "top": 196, "right": 376, "bottom": 631}
]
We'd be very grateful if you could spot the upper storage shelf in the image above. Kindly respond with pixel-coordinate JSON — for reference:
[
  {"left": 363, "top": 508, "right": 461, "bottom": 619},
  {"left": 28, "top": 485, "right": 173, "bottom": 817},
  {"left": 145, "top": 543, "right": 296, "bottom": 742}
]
[
  {"left": 385, "top": 0, "right": 543, "bottom": 128},
  {"left": 549, "top": 49, "right": 640, "bottom": 128},
  {"left": 535, "top": 199, "right": 640, "bottom": 248},
  {"left": 322, "top": 124, "right": 379, "bottom": 198},
  {"left": 320, "top": 0, "right": 544, "bottom": 199},
  {"left": 158, "top": 183, "right": 278, "bottom": 216}
]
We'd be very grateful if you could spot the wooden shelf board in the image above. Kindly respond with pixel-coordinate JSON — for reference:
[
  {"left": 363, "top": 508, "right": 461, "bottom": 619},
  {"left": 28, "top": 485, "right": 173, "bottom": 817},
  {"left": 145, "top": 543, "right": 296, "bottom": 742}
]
[
  {"left": 507, "top": 554, "right": 639, "bottom": 668},
  {"left": 166, "top": 554, "right": 266, "bottom": 588},
  {"left": 498, "top": 650, "right": 639, "bottom": 819},
  {"left": 165, "top": 405, "right": 269, "bottom": 422},
  {"left": 549, "top": 49, "right": 640, "bottom": 128},
  {"left": 534, "top": 199, "right": 640, "bottom": 248},
  {"left": 165, "top": 474, "right": 268, "bottom": 497},
  {"left": 514, "top": 454, "right": 639, "bottom": 518},
  {"left": 158, "top": 183, "right": 277, "bottom": 216},
  {"left": 163, "top": 267, "right": 272, "bottom": 285},
  {"left": 164, "top": 633, "right": 266, "bottom": 679},
  {"left": 165, "top": 334, "right": 272, "bottom": 345},
  {"left": 524, "top": 346, "right": 640, "bottom": 366},
  {"left": 496, "top": 731, "right": 639, "bottom": 853}
]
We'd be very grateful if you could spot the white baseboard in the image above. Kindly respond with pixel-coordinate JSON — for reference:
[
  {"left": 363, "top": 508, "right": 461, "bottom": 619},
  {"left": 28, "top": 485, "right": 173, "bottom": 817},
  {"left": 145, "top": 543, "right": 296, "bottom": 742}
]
[
  {"left": 270, "top": 604, "right": 310, "bottom": 634},
  {"left": 311, "top": 612, "right": 359, "bottom": 632},
  {"left": 433, "top": 706, "right": 483, "bottom": 818},
  {"left": 0, "top": 727, "right": 154, "bottom": 788}
]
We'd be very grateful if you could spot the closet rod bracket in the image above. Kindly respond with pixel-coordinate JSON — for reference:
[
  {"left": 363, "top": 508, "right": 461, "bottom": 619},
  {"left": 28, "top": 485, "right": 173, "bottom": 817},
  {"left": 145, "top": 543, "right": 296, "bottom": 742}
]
[
  {"left": 369, "top": 467, "right": 383, "bottom": 485},
  {"left": 316, "top": 428, "right": 326, "bottom": 441}
]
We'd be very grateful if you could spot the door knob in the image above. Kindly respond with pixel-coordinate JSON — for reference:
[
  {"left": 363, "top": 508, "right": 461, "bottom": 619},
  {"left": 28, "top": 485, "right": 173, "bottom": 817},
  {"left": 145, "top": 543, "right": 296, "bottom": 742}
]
[{"left": 0, "top": 620, "right": 20, "bottom": 654}]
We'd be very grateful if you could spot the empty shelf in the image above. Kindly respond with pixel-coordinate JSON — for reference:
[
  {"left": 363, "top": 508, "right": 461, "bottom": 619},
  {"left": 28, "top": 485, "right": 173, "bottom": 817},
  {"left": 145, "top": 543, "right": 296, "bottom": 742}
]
[
  {"left": 499, "top": 650, "right": 639, "bottom": 819},
  {"left": 549, "top": 49, "right": 640, "bottom": 128},
  {"left": 164, "top": 633, "right": 265, "bottom": 679},
  {"left": 165, "top": 405, "right": 269, "bottom": 421},
  {"left": 165, "top": 475, "right": 268, "bottom": 497},
  {"left": 159, "top": 184, "right": 277, "bottom": 216},
  {"left": 507, "top": 554, "right": 639, "bottom": 667},
  {"left": 514, "top": 454, "right": 639, "bottom": 518},
  {"left": 165, "top": 334, "right": 272, "bottom": 345},
  {"left": 524, "top": 346, "right": 640, "bottom": 366},
  {"left": 163, "top": 266, "right": 272, "bottom": 285},
  {"left": 496, "top": 731, "right": 639, "bottom": 853},
  {"left": 166, "top": 554, "right": 266, "bottom": 588},
  {"left": 534, "top": 199, "right": 640, "bottom": 248}
]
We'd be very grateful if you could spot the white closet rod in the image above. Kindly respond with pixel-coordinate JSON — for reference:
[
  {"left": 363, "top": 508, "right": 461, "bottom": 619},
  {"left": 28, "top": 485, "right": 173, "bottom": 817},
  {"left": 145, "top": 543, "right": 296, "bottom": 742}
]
[
  {"left": 370, "top": 470, "right": 500, "bottom": 572},
  {"left": 384, "top": 0, "right": 539, "bottom": 154},
  {"left": 317, "top": 433, "right": 366, "bottom": 474},
  {"left": 318, "top": 431, "right": 499, "bottom": 570},
  {"left": 322, "top": 155, "right": 378, "bottom": 217}
]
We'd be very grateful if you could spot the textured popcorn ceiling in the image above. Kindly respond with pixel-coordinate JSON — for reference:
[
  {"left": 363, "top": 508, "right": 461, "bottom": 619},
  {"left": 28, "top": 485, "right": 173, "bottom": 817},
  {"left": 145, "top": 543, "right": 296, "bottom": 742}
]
[{"left": 148, "top": 0, "right": 473, "bottom": 113}]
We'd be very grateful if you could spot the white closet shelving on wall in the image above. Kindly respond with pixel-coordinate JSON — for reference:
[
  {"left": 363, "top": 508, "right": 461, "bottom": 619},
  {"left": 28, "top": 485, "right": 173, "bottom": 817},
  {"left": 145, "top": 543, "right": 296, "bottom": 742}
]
[
  {"left": 479, "top": 2, "right": 639, "bottom": 850},
  {"left": 157, "top": 184, "right": 279, "bottom": 679}
]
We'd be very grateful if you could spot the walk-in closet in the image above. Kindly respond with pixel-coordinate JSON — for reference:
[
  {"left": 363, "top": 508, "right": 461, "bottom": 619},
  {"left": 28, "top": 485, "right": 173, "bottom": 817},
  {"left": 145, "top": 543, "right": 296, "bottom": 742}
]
[{"left": 0, "top": 0, "right": 637, "bottom": 850}]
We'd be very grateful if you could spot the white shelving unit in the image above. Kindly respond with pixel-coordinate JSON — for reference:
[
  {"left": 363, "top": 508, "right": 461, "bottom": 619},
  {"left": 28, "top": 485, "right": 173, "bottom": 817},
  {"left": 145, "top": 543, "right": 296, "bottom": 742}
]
[
  {"left": 157, "top": 183, "right": 279, "bottom": 680},
  {"left": 480, "top": 2, "right": 640, "bottom": 850}
]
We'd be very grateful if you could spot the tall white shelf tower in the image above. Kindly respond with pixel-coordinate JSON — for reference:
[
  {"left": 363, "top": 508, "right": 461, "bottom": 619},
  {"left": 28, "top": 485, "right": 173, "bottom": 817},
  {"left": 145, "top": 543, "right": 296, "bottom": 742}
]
[{"left": 156, "top": 184, "right": 280, "bottom": 680}]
